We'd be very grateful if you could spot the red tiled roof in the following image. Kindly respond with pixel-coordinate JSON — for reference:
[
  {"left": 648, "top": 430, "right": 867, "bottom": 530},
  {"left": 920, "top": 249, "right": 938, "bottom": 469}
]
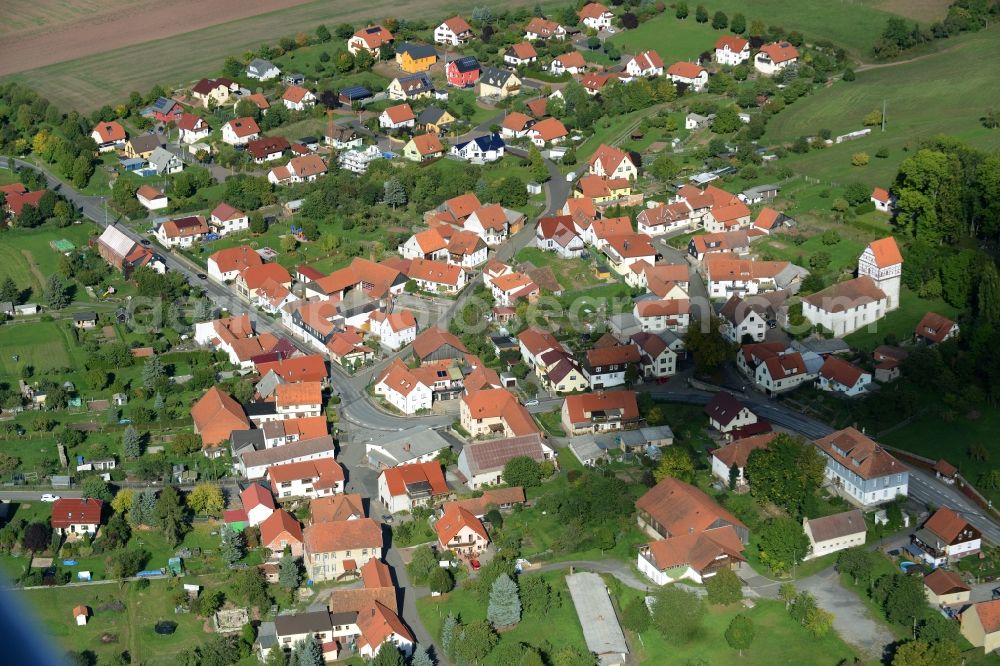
[
  {"left": 384, "top": 104, "right": 416, "bottom": 124},
  {"left": 667, "top": 61, "right": 706, "bottom": 79},
  {"left": 924, "top": 568, "right": 970, "bottom": 596},
  {"left": 872, "top": 187, "right": 891, "bottom": 204},
  {"left": 645, "top": 525, "right": 745, "bottom": 572},
  {"left": 716, "top": 35, "right": 749, "bottom": 52},
  {"left": 92, "top": 121, "right": 126, "bottom": 143},
  {"left": 191, "top": 387, "right": 250, "bottom": 446},
  {"left": 409, "top": 133, "right": 444, "bottom": 156},
  {"left": 462, "top": 388, "right": 539, "bottom": 436},
  {"left": 241, "top": 483, "right": 276, "bottom": 512},
  {"left": 758, "top": 41, "right": 799, "bottom": 64},
  {"left": 412, "top": 327, "right": 468, "bottom": 360},
  {"left": 260, "top": 509, "right": 303, "bottom": 549},
  {"left": 712, "top": 432, "right": 778, "bottom": 469},
  {"left": 442, "top": 16, "right": 472, "bottom": 34},
  {"left": 311, "top": 494, "right": 365, "bottom": 524},
  {"left": 509, "top": 42, "right": 537, "bottom": 60},
  {"left": 637, "top": 477, "right": 746, "bottom": 537},
  {"left": 814, "top": 427, "right": 904, "bottom": 481},
  {"left": 819, "top": 356, "right": 866, "bottom": 388},
  {"left": 381, "top": 461, "right": 448, "bottom": 498},
  {"left": 256, "top": 355, "right": 327, "bottom": 383},
  {"left": 563, "top": 390, "right": 639, "bottom": 426},
  {"left": 304, "top": 517, "right": 383, "bottom": 553},
  {"left": 554, "top": 51, "right": 586, "bottom": 69},
  {"left": 225, "top": 117, "right": 261, "bottom": 138},
  {"left": 970, "top": 600, "right": 1000, "bottom": 634},
  {"left": 867, "top": 237, "right": 903, "bottom": 267},
  {"left": 435, "top": 505, "right": 488, "bottom": 543},
  {"left": 924, "top": 507, "right": 973, "bottom": 543},
  {"left": 51, "top": 498, "right": 103, "bottom": 528},
  {"left": 915, "top": 312, "right": 957, "bottom": 344}
]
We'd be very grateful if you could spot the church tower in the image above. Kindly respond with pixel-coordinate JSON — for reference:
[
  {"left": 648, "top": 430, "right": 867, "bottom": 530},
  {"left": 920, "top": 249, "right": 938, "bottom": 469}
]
[{"left": 858, "top": 237, "right": 903, "bottom": 312}]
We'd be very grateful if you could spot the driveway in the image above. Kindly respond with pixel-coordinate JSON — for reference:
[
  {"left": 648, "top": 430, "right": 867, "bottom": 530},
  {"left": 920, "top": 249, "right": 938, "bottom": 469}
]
[
  {"left": 534, "top": 559, "right": 651, "bottom": 592},
  {"left": 795, "top": 567, "right": 894, "bottom": 661}
]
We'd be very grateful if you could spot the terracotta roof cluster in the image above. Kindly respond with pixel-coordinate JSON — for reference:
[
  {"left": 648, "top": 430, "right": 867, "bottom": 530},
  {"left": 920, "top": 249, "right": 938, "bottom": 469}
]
[
  {"left": 267, "top": 458, "right": 344, "bottom": 490},
  {"left": 644, "top": 526, "right": 745, "bottom": 572},
  {"left": 814, "top": 427, "right": 904, "bottom": 480},
  {"left": 637, "top": 477, "right": 746, "bottom": 537},
  {"left": 257, "top": 355, "right": 327, "bottom": 383},
  {"left": 313, "top": 257, "right": 404, "bottom": 299}
]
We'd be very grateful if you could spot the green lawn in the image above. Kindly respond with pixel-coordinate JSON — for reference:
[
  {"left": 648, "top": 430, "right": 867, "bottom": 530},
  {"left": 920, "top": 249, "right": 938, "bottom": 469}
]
[
  {"left": 696, "top": 0, "right": 917, "bottom": 58},
  {"left": 515, "top": 247, "right": 604, "bottom": 292},
  {"left": 755, "top": 232, "right": 866, "bottom": 276},
  {"left": 767, "top": 28, "right": 1000, "bottom": 190},
  {"left": 0, "top": 320, "right": 75, "bottom": 376},
  {"left": 0, "top": 223, "right": 99, "bottom": 300},
  {"left": 536, "top": 409, "right": 566, "bottom": 436},
  {"left": 843, "top": 286, "right": 961, "bottom": 351},
  {"left": 417, "top": 570, "right": 589, "bottom": 664},
  {"left": 615, "top": 588, "right": 858, "bottom": 665},
  {"left": 610, "top": 12, "right": 722, "bottom": 63},
  {"left": 17, "top": 573, "right": 229, "bottom": 665}
]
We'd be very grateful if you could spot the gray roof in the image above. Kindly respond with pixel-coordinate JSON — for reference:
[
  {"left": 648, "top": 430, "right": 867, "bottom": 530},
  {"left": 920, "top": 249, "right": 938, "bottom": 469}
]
[
  {"left": 774, "top": 263, "right": 809, "bottom": 290},
  {"left": 240, "top": 435, "right": 334, "bottom": 469},
  {"left": 148, "top": 146, "right": 179, "bottom": 172},
  {"left": 568, "top": 437, "right": 605, "bottom": 464},
  {"left": 255, "top": 370, "right": 286, "bottom": 400},
  {"left": 791, "top": 338, "right": 852, "bottom": 355},
  {"left": 609, "top": 313, "right": 640, "bottom": 332},
  {"left": 417, "top": 106, "right": 449, "bottom": 125},
  {"left": 274, "top": 611, "right": 332, "bottom": 637},
  {"left": 129, "top": 134, "right": 163, "bottom": 153},
  {"left": 741, "top": 183, "right": 780, "bottom": 196},
  {"left": 248, "top": 58, "right": 276, "bottom": 72},
  {"left": 257, "top": 621, "right": 277, "bottom": 649},
  {"left": 480, "top": 67, "right": 515, "bottom": 87},
  {"left": 566, "top": 572, "right": 629, "bottom": 660},
  {"left": 366, "top": 427, "right": 450, "bottom": 467},
  {"left": 806, "top": 509, "right": 865, "bottom": 542},
  {"left": 231, "top": 429, "right": 265, "bottom": 455},
  {"left": 640, "top": 425, "right": 674, "bottom": 443},
  {"left": 396, "top": 42, "right": 438, "bottom": 60}
]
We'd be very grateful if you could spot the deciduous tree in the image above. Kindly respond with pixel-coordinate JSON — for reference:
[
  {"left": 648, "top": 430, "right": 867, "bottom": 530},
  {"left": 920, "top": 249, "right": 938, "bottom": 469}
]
[{"left": 725, "top": 614, "right": 754, "bottom": 656}]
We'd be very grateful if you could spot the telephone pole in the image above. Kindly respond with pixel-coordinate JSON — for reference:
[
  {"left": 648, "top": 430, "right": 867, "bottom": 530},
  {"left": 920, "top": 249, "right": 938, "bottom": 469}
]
[{"left": 881, "top": 98, "right": 886, "bottom": 132}]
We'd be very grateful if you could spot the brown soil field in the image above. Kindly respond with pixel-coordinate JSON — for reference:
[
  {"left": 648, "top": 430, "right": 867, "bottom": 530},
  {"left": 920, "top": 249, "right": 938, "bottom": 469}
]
[{"left": 0, "top": 0, "right": 316, "bottom": 77}]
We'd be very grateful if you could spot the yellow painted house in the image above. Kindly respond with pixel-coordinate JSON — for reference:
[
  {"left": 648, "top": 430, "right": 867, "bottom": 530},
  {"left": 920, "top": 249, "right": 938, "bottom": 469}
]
[
  {"left": 395, "top": 43, "right": 438, "bottom": 73},
  {"left": 573, "top": 174, "right": 632, "bottom": 204},
  {"left": 417, "top": 107, "right": 457, "bottom": 135}
]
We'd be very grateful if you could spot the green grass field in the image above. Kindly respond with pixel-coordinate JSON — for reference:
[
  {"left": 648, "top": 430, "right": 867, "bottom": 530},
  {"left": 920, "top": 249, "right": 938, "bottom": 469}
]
[
  {"left": 616, "top": 589, "right": 858, "bottom": 665},
  {"left": 844, "top": 286, "right": 961, "bottom": 351},
  {"left": 0, "top": 320, "right": 74, "bottom": 376},
  {"left": 17, "top": 572, "right": 229, "bottom": 665},
  {"left": 417, "top": 570, "right": 589, "bottom": 664},
  {"left": 0, "top": 222, "right": 97, "bottom": 299},
  {"left": 609, "top": 13, "right": 719, "bottom": 63},
  {"left": 767, "top": 28, "right": 1000, "bottom": 190},
  {"left": 697, "top": 0, "right": 912, "bottom": 58}
]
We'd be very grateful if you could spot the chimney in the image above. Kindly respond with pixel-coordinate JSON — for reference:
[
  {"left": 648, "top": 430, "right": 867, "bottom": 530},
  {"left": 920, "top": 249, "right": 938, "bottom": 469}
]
[{"left": 403, "top": 442, "right": 411, "bottom": 452}]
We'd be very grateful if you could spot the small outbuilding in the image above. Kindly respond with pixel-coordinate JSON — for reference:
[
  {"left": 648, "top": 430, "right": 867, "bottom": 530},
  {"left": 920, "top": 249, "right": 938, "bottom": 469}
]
[{"left": 73, "top": 605, "right": 89, "bottom": 626}]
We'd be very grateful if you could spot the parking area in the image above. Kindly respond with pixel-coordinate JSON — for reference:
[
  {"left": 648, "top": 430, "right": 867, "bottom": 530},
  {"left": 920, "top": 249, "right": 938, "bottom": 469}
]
[{"left": 394, "top": 293, "right": 454, "bottom": 330}]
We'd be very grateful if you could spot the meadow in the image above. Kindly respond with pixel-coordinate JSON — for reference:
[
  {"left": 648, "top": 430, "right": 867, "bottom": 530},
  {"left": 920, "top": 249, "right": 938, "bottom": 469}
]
[
  {"left": 608, "top": 13, "right": 721, "bottom": 63},
  {"left": 766, "top": 28, "right": 1000, "bottom": 190}
]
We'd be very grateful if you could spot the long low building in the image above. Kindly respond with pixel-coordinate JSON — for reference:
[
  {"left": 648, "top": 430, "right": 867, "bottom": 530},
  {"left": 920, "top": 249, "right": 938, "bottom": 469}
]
[
  {"left": 565, "top": 572, "right": 629, "bottom": 666},
  {"left": 236, "top": 435, "right": 336, "bottom": 479},
  {"left": 456, "top": 433, "right": 553, "bottom": 490}
]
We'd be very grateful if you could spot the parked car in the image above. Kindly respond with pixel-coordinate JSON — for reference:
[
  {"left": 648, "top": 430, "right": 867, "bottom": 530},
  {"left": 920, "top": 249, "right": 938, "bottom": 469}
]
[
  {"left": 470, "top": 559, "right": 481, "bottom": 571},
  {"left": 40, "top": 494, "right": 60, "bottom": 502},
  {"left": 522, "top": 399, "right": 539, "bottom": 407}
]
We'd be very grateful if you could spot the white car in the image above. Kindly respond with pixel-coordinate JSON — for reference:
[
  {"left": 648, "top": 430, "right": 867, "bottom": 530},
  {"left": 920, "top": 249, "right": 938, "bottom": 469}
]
[
  {"left": 40, "top": 494, "right": 60, "bottom": 502},
  {"left": 522, "top": 399, "right": 539, "bottom": 407}
]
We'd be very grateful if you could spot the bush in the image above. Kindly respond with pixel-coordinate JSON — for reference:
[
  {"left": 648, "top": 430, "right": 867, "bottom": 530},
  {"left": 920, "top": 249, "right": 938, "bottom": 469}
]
[{"left": 851, "top": 152, "right": 870, "bottom": 166}]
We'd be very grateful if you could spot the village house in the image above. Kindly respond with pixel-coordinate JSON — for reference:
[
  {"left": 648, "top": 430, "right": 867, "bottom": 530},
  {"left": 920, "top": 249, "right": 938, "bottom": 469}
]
[
  {"left": 395, "top": 43, "right": 438, "bottom": 73},
  {"left": 267, "top": 458, "right": 345, "bottom": 500},
  {"left": 500, "top": 111, "right": 534, "bottom": 139},
  {"left": 348, "top": 25, "right": 394, "bottom": 56},
  {"left": 380, "top": 104, "right": 417, "bottom": 130},
  {"left": 450, "top": 133, "right": 505, "bottom": 163},
  {"left": 411, "top": 326, "right": 468, "bottom": 363},
  {"left": 871, "top": 187, "right": 894, "bottom": 213},
  {"left": 524, "top": 17, "right": 566, "bottom": 41},
  {"left": 377, "top": 461, "right": 449, "bottom": 513},
  {"left": 633, "top": 298, "right": 691, "bottom": 334},
  {"left": 281, "top": 85, "right": 316, "bottom": 111},
  {"left": 191, "top": 386, "right": 251, "bottom": 448},
  {"left": 719, "top": 295, "right": 769, "bottom": 343},
  {"left": 704, "top": 256, "right": 800, "bottom": 299},
  {"left": 156, "top": 215, "right": 209, "bottom": 248},
  {"left": 387, "top": 73, "right": 435, "bottom": 101},
  {"left": 435, "top": 16, "right": 474, "bottom": 45},
  {"left": 924, "top": 568, "right": 971, "bottom": 607},
  {"left": 504, "top": 42, "right": 538, "bottom": 67},
  {"left": 561, "top": 390, "right": 642, "bottom": 435},
  {"left": 416, "top": 107, "right": 456, "bottom": 135},
  {"left": 915, "top": 311, "right": 959, "bottom": 345},
  {"left": 460, "top": 388, "right": 540, "bottom": 439},
  {"left": 578, "top": 2, "right": 614, "bottom": 30},
  {"left": 271, "top": 611, "right": 335, "bottom": 659},
  {"left": 222, "top": 484, "right": 274, "bottom": 530},
  {"left": 274, "top": 382, "right": 323, "bottom": 419},
  {"left": 814, "top": 427, "right": 908, "bottom": 506},
  {"left": 366, "top": 427, "right": 451, "bottom": 469},
  {"left": 754, "top": 42, "right": 799, "bottom": 75},
  {"left": 739, "top": 343, "right": 814, "bottom": 395},
  {"left": 625, "top": 50, "right": 664, "bottom": 78},
  {"left": 550, "top": 51, "right": 587, "bottom": 76},
  {"left": 260, "top": 509, "right": 304, "bottom": 558},
  {"left": 406, "top": 258, "right": 466, "bottom": 293},
  {"left": 327, "top": 125, "right": 362, "bottom": 150},
  {"left": 51, "top": 498, "right": 103, "bottom": 537},
  {"left": 715, "top": 35, "right": 750, "bottom": 65},
  {"left": 304, "top": 518, "right": 383, "bottom": 581},
  {"left": 457, "top": 433, "right": 553, "bottom": 490},
  {"left": 124, "top": 134, "right": 162, "bottom": 160},
  {"left": 368, "top": 310, "right": 417, "bottom": 350},
  {"left": 817, "top": 356, "right": 872, "bottom": 396},
  {"left": 667, "top": 62, "right": 708, "bottom": 92},
  {"left": 632, "top": 331, "right": 679, "bottom": 380},
  {"left": 445, "top": 56, "right": 481, "bottom": 87},
  {"left": 710, "top": 432, "right": 777, "bottom": 490},
  {"left": 177, "top": 113, "right": 210, "bottom": 143},
  {"left": 911, "top": 507, "right": 982, "bottom": 566},
  {"left": 136, "top": 185, "right": 168, "bottom": 211},
  {"left": 374, "top": 359, "right": 433, "bottom": 415},
  {"left": 636, "top": 478, "right": 748, "bottom": 585},
  {"left": 147, "top": 146, "right": 183, "bottom": 175},
  {"left": 637, "top": 201, "right": 694, "bottom": 236},
  {"left": 803, "top": 509, "right": 867, "bottom": 560},
  {"left": 191, "top": 77, "right": 238, "bottom": 108},
  {"left": 527, "top": 117, "right": 568, "bottom": 147},
  {"left": 96, "top": 225, "right": 161, "bottom": 275},
  {"left": 535, "top": 348, "right": 588, "bottom": 394},
  {"left": 221, "top": 117, "right": 261, "bottom": 146},
  {"left": 209, "top": 202, "right": 249, "bottom": 236},
  {"left": 247, "top": 58, "right": 280, "bottom": 81},
  {"left": 91, "top": 121, "right": 127, "bottom": 152},
  {"left": 404, "top": 133, "right": 446, "bottom": 163},
  {"left": 237, "top": 435, "right": 337, "bottom": 480},
  {"left": 490, "top": 272, "right": 539, "bottom": 307},
  {"left": 587, "top": 143, "right": 638, "bottom": 180},
  {"left": 535, "top": 215, "right": 585, "bottom": 258},
  {"left": 582, "top": 344, "right": 641, "bottom": 389},
  {"left": 961, "top": 600, "right": 1000, "bottom": 654},
  {"left": 436, "top": 505, "right": 489, "bottom": 555},
  {"left": 704, "top": 391, "right": 757, "bottom": 434},
  {"left": 268, "top": 155, "right": 328, "bottom": 185},
  {"left": 478, "top": 67, "right": 522, "bottom": 99}
]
